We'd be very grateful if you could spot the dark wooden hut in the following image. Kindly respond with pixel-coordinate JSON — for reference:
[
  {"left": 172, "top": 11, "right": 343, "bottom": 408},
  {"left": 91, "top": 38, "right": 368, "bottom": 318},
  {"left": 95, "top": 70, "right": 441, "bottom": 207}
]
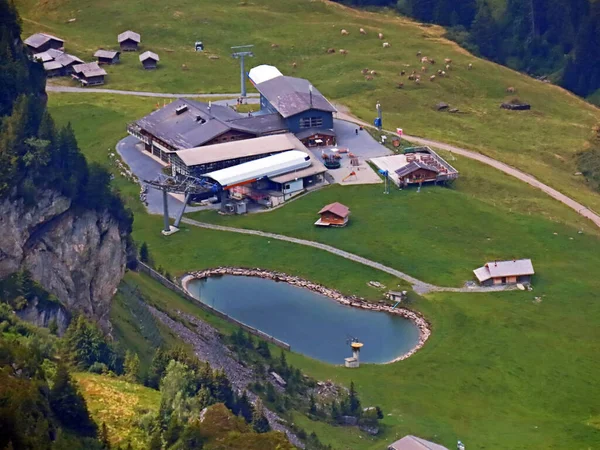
[{"left": 118, "top": 30, "right": 141, "bottom": 51}]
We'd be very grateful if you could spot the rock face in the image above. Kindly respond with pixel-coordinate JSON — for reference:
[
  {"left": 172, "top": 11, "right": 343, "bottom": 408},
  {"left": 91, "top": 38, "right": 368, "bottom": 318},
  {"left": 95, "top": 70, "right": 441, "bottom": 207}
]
[{"left": 0, "top": 190, "right": 128, "bottom": 329}]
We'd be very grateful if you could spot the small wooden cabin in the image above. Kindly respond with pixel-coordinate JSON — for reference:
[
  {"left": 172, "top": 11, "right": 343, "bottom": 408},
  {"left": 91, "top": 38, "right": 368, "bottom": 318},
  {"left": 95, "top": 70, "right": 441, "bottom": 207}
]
[
  {"left": 473, "top": 259, "right": 534, "bottom": 286},
  {"left": 139, "top": 51, "right": 159, "bottom": 70},
  {"left": 94, "top": 49, "right": 120, "bottom": 65},
  {"left": 118, "top": 30, "right": 141, "bottom": 51},
  {"left": 315, "top": 202, "right": 350, "bottom": 227},
  {"left": 24, "top": 33, "right": 64, "bottom": 53},
  {"left": 72, "top": 62, "right": 107, "bottom": 86}
]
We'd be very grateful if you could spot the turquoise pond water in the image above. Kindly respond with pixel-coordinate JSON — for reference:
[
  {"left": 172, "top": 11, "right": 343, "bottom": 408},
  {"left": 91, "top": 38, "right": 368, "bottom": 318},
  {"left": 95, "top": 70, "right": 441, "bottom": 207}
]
[{"left": 187, "top": 275, "right": 420, "bottom": 364}]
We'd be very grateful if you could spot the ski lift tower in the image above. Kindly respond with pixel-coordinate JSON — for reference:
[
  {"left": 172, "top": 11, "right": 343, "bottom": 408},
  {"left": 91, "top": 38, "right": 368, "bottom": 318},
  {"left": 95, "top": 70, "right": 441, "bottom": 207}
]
[
  {"left": 231, "top": 45, "right": 254, "bottom": 98},
  {"left": 144, "top": 174, "right": 218, "bottom": 236}
]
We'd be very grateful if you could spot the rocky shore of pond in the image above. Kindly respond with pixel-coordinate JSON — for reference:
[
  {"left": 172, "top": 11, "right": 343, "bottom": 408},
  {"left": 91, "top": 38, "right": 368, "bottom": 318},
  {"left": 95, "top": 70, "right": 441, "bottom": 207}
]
[{"left": 182, "top": 267, "right": 431, "bottom": 364}]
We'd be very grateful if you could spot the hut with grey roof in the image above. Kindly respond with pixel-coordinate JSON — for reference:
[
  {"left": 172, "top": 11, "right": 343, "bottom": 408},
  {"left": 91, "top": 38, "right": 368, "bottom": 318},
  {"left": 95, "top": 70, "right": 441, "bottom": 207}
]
[
  {"left": 139, "top": 51, "right": 159, "bottom": 70},
  {"left": 24, "top": 33, "right": 64, "bottom": 53},
  {"left": 118, "top": 30, "right": 140, "bottom": 51},
  {"left": 94, "top": 49, "right": 120, "bottom": 65},
  {"left": 34, "top": 49, "right": 83, "bottom": 77},
  {"left": 72, "top": 62, "right": 107, "bottom": 86},
  {"left": 473, "top": 259, "right": 534, "bottom": 286}
]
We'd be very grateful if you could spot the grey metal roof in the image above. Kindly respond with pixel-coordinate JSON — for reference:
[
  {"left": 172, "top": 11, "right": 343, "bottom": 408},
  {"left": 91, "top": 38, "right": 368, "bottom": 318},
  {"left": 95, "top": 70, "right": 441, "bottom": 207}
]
[
  {"left": 36, "top": 49, "right": 82, "bottom": 69},
  {"left": 118, "top": 30, "right": 141, "bottom": 43},
  {"left": 269, "top": 156, "right": 327, "bottom": 184},
  {"left": 43, "top": 61, "right": 63, "bottom": 71},
  {"left": 176, "top": 133, "right": 303, "bottom": 167},
  {"left": 255, "top": 76, "right": 337, "bottom": 118},
  {"left": 95, "top": 49, "right": 120, "bottom": 59},
  {"left": 34, "top": 51, "right": 54, "bottom": 62},
  {"left": 24, "top": 33, "right": 64, "bottom": 49},
  {"left": 388, "top": 435, "right": 449, "bottom": 450},
  {"left": 73, "top": 62, "right": 107, "bottom": 78},
  {"left": 487, "top": 259, "right": 534, "bottom": 278},
  {"left": 139, "top": 51, "right": 159, "bottom": 62},
  {"left": 53, "top": 51, "right": 83, "bottom": 66},
  {"left": 395, "top": 161, "right": 439, "bottom": 178},
  {"left": 228, "top": 113, "right": 287, "bottom": 134},
  {"left": 136, "top": 99, "right": 285, "bottom": 150}
]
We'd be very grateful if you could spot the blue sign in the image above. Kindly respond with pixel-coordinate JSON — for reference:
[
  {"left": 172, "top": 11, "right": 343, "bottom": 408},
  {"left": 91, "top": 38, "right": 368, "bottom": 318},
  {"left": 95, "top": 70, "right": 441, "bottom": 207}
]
[
  {"left": 374, "top": 117, "right": 382, "bottom": 128},
  {"left": 378, "top": 169, "right": 389, "bottom": 176}
]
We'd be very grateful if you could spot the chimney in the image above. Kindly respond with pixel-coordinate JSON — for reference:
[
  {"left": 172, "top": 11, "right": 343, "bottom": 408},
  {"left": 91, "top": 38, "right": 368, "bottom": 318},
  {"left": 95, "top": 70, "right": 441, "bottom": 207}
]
[{"left": 208, "top": 101, "right": 212, "bottom": 113}]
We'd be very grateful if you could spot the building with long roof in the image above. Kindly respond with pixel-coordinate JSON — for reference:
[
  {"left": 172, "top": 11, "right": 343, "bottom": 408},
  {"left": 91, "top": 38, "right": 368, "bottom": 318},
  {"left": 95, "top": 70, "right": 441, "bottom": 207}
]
[
  {"left": 250, "top": 65, "right": 337, "bottom": 147},
  {"left": 473, "top": 259, "right": 534, "bottom": 286},
  {"left": 127, "top": 98, "right": 287, "bottom": 162},
  {"left": 24, "top": 33, "right": 64, "bottom": 53}
]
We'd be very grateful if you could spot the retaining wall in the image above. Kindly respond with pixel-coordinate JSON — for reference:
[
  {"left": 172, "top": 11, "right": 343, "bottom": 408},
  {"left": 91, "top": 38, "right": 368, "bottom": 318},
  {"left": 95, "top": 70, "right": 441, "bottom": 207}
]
[{"left": 136, "top": 262, "right": 291, "bottom": 351}]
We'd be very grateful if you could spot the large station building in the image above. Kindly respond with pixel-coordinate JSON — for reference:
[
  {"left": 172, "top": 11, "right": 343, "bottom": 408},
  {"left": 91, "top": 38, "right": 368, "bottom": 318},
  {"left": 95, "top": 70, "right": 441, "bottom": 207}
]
[
  {"left": 250, "top": 65, "right": 338, "bottom": 147},
  {"left": 127, "top": 98, "right": 287, "bottom": 163}
]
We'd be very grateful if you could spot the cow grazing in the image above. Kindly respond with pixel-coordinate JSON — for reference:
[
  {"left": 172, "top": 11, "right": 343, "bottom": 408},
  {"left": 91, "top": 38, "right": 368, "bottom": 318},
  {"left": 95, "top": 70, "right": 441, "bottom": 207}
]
[
  {"left": 430, "top": 75, "right": 436, "bottom": 81},
  {"left": 383, "top": 42, "right": 390, "bottom": 48},
  {"left": 341, "top": 29, "right": 349, "bottom": 35},
  {"left": 378, "top": 32, "right": 384, "bottom": 40},
  {"left": 359, "top": 28, "right": 367, "bottom": 35}
]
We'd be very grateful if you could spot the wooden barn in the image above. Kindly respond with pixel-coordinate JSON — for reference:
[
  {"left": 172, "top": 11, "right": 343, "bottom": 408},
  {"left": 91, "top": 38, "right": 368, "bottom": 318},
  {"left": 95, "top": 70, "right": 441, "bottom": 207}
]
[
  {"left": 315, "top": 202, "right": 350, "bottom": 227},
  {"left": 139, "top": 51, "right": 159, "bottom": 70},
  {"left": 34, "top": 49, "right": 83, "bottom": 77},
  {"left": 473, "top": 259, "right": 535, "bottom": 286},
  {"left": 72, "top": 62, "right": 107, "bottom": 86},
  {"left": 94, "top": 49, "right": 120, "bottom": 65},
  {"left": 24, "top": 33, "right": 64, "bottom": 53},
  {"left": 118, "top": 30, "right": 140, "bottom": 51}
]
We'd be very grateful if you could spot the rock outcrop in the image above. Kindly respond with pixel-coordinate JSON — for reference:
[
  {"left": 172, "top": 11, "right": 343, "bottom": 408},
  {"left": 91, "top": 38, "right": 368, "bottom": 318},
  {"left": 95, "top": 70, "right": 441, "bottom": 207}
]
[{"left": 0, "top": 190, "right": 128, "bottom": 329}]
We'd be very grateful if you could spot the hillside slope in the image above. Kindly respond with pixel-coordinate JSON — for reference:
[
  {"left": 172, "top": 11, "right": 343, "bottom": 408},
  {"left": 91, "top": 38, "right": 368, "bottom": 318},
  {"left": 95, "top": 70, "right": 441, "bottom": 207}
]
[{"left": 14, "top": 0, "right": 600, "bottom": 219}]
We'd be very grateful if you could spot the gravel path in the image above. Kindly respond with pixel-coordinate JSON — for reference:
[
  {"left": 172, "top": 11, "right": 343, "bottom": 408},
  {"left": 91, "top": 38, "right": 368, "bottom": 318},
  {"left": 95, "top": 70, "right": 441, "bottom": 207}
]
[
  {"left": 46, "top": 85, "right": 260, "bottom": 99},
  {"left": 334, "top": 110, "right": 600, "bottom": 229},
  {"left": 181, "top": 217, "right": 514, "bottom": 295},
  {"left": 149, "top": 306, "right": 304, "bottom": 448}
]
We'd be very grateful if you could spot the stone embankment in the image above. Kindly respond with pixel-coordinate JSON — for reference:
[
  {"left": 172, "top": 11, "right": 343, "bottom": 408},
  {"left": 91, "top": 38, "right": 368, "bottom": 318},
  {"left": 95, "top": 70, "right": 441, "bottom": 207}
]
[{"left": 184, "top": 267, "right": 431, "bottom": 363}]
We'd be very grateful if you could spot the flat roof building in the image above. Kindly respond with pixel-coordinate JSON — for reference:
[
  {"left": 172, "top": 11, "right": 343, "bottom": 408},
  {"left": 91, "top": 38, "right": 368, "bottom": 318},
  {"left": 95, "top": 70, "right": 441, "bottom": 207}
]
[
  {"left": 474, "top": 259, "right": 534, "bottom": 286},
  {"left": 171, "top": 133, "right": 306, "bottom": 177},
  {"left": 371, "top": 147, "right": 459, "bottom": 188}
]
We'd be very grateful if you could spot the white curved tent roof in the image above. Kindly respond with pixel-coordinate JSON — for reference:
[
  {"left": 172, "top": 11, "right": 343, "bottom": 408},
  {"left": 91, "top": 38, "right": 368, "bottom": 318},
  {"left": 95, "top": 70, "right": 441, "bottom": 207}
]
[
  {"left": 248, "top": 64, "right": 283, "bottom": 85},
  {"left": 205, "top": 150, "right": 311, "bottom": 188}
]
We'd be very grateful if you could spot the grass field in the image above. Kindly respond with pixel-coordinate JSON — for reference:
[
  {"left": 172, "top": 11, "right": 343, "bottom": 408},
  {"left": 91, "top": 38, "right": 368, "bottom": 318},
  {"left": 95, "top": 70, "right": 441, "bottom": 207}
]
[
  {"left": 16, "top": 0, "right": 600, "bottom": 215},
  {"left": 45, "top": 90, "right": 600, "bottom": 449},
  {"left": 75, "top": 372, "right": 161, "bottom": 449}
]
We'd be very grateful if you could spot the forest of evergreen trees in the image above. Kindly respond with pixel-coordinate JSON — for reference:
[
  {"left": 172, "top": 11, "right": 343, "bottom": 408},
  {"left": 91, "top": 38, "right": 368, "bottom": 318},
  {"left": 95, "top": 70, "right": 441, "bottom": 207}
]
[
  {"left": 0, "top": 0, "right": 132, "bottom": 231},
  {"left": 335, "top": 0, "right": 600, "bottom": 99}
]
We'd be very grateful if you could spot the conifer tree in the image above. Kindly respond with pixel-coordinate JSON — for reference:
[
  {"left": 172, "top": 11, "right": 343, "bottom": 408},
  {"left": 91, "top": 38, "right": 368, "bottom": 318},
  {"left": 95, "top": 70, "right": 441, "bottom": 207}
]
[{"left": 251, "top": 399, "right": 271, "bottom": 433}]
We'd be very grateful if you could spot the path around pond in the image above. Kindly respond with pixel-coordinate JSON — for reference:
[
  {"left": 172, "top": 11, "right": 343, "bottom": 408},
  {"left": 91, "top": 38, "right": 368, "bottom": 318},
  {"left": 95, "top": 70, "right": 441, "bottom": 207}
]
[{"left": 181, "top": 217, "right": 513, "bottom": 295}]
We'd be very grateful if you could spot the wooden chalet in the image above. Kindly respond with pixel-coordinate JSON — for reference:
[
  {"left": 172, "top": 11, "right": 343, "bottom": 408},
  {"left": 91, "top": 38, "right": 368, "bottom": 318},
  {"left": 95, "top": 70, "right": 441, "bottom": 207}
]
[
  {"left": 315, "top": 202, "right": 350, "bottom": 227},
  {"left": 94, "top": 49, "right": 120, "bottom": 65},
  {"left": 72, "top": 62, "right": 107, "bottom": 86},
  {"left": 24, "top": 33, "right": 64, "bottom": 53},
  {"left": 473, "top": 259, "right": 535, "bottom": 286},
  {"left": 35, "top": 49, "right": 83, "bottom": 77},
  {"left": 118, "top": 30, "right": 140, "bottom": 51},
  {"left": 139, "top": 51, "right": 159, "bottom": 70}
]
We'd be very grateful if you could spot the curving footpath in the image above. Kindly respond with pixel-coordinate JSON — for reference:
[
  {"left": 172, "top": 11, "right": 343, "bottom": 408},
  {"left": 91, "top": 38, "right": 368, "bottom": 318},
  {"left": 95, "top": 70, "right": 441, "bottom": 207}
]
[
  {"left": 46, "top": 85, "right": 260, "bottom": 99},
  {"left": 335, "top": 111, "right": 600, "bottom": 229},
  {"left": 181, "top": 217, "right": 513, "bottom": 295},
  {"left": 48, "top": 85, "right": 600, "bottom": 228}
]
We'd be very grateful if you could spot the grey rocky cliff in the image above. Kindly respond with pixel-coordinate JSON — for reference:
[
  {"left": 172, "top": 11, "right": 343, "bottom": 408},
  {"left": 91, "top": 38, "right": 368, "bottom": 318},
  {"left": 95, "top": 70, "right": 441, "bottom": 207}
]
[{"left": 0, "top": 190, "right": 128, "bottom": 329}]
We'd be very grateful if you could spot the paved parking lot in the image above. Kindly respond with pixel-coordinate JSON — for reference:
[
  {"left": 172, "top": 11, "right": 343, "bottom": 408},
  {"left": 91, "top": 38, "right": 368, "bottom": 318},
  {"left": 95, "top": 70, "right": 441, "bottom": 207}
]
[{"left": 312, "top": 119, "right": 393, "bottom": 185}]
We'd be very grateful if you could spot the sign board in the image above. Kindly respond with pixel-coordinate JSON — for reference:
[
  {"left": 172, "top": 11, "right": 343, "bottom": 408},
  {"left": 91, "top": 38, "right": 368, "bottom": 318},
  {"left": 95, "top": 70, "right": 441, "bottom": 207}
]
[{"left": 396, "top": 128, "right": 403, "bottom": 137}]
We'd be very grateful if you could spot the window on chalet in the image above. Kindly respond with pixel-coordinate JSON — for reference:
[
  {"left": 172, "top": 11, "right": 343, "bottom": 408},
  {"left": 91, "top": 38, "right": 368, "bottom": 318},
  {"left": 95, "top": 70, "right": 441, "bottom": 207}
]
[{"left": 299, "top": 117, "right": 324, "bottom": 129}]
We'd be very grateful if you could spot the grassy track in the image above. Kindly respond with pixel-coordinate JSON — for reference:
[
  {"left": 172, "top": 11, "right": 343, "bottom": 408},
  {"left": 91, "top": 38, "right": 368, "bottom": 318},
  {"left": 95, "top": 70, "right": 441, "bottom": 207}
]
[
  {"left": 46, "top": 91, "right": 600, "bottom": 449},
  {"left": 16, "top": 0, "right": 600, "bottom": 215}
]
